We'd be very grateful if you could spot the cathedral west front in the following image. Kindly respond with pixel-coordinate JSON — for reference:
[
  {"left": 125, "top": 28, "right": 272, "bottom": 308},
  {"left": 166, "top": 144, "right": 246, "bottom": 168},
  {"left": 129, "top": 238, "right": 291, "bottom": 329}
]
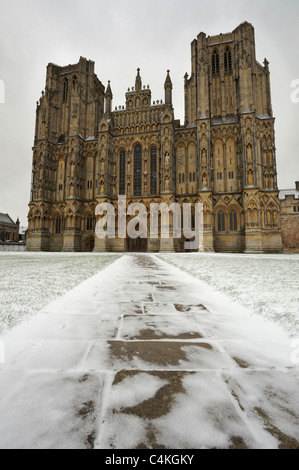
[{"left": 26, "top": 21, "right": 283, "bottom": 253}]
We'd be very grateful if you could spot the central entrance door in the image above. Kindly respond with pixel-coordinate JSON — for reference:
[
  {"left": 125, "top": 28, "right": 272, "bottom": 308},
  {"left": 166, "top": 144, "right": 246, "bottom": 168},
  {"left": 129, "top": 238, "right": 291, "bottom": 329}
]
[{"left": 127, "top": 237, "right": 148, "bottom": 253}]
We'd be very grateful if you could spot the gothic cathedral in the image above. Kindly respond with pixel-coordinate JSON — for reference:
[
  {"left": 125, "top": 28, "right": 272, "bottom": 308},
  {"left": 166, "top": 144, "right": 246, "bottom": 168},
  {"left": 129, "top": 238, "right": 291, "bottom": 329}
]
[{"left": 27, "top": 22, "right": 283, "bottom": 253}]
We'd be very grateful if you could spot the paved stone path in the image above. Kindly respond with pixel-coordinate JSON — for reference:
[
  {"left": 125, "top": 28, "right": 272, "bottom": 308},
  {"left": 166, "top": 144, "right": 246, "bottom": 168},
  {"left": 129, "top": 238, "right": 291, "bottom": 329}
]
[{"left": 0, "top": 254, "right": 298, "bottom": 449}]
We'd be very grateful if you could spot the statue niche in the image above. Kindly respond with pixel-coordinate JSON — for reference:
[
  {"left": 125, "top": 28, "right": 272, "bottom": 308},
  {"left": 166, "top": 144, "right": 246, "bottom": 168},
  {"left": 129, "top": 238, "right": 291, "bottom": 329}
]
[
  {"left": 164, "top": 152, "right": 170, "bottom": 170},
  {"left": 165, "top": 175, "right": 170, "bottom": 191},
  {"left": 248, "top": 169, "right": 254, "bottom": 186},
  {"left": 202, "top": 149, "right": 207, "bottom": 166}
]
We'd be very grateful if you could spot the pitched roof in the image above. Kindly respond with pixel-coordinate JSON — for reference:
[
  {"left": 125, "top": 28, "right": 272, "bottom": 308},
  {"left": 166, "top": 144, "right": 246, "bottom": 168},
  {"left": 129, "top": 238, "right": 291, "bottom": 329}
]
[{"left": 0, "top": 213, "right": 16, "bottom": 225}]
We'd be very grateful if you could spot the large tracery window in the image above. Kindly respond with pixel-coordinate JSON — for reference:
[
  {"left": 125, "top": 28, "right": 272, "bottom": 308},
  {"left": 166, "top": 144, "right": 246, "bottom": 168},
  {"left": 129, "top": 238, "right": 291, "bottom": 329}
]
[
  {"left": 212, "top": 51, "right": 220, "bottom": 75},
  {"left": 86, "top": 216, "right": 94, "bottom": 231},
  {"left": 134, "top": 144, "right": 142, "bottom": 196},
  {"left": 150, "top": 147, "right": 157, "bottom": 195},
  {"left": 230, "top": 211, "right": 238, "bottom": 231},
  {"left": 55, "top": 218, "right": 62, "bottom": 234},
  {"left": 217, "top": 211, "right": 225, "bottom": 232},
  {"left": 224, "top": 48, "right": 232, "bottom": 73},
  {"left": 119, "top": 150, "right": 126, "bottom": 195}
]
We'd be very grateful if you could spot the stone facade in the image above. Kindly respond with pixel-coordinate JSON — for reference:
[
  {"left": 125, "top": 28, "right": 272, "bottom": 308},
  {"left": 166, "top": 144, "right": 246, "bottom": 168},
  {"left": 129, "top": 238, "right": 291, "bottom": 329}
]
[
  {"left": 280, "top": 182, "right": 299, "bottom": 253},
  {"left": 27, "top": 21, "right": 283, "bottom": 253}
]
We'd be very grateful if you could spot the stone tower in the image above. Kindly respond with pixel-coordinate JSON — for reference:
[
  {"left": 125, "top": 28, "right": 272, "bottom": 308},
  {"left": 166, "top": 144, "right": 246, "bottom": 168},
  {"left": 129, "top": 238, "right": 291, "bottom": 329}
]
[
  {"left": 184, "top": 21, "right": 281, "bottom": 252},
  {"left": 27, "top": 57, "right": 105, "bottom": 251}
]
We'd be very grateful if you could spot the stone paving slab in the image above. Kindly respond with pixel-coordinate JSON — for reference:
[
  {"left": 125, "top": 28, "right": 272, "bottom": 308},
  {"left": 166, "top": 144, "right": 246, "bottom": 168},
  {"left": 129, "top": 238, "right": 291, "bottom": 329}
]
[{"left": 0, "top": 254, "right": 298, "bottom": 449}]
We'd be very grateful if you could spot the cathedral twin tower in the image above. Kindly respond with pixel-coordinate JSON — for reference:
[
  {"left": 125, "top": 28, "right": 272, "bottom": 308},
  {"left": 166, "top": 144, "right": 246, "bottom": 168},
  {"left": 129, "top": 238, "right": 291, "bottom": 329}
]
[{"left": 27, "top": 21, "right": 283, "bottom": 253}]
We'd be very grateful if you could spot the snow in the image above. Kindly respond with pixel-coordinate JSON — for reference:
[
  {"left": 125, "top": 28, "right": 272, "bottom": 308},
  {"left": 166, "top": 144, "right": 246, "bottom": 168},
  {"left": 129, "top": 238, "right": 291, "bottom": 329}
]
[
  {"left": 0, "top": 369, "right": 104, "bottom": 449},
  {"left": 0, "top": 252, "right": 120, "bottom": 334},
  {"left": 152, "top": 372, "right": 279, "bottom": 449},
  {"left": 110, "top": 373, "right": 167, "bottom": 409},
  {"left": 0, "top": 253, "right": 298, "bottom": 449},
  {"left": 158, "top": 253, "right": 299, "bottom": 337}
]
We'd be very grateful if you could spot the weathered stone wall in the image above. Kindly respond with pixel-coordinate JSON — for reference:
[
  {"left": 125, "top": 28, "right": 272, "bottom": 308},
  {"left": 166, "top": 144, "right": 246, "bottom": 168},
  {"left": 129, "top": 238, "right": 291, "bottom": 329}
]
[
  {"left": 280, "top": 192, "right": 299, "bottom": 253},
  {"left": 281, "top": 214, "right": 299, "bottom": 253}
]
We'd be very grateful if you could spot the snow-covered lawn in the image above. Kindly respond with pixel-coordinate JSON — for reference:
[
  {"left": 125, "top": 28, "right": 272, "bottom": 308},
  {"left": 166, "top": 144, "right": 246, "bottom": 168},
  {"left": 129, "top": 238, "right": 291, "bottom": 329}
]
[
  {"left": 0, "top": 252, "right": 120, "bottom": 334},
  {"left": 157, "top": 253, "right": 299, "bottom": 337},
  {"left": 1, "top": 252, "right": 298, "bottom": 338},
  {"left": 0, "top": 254, "right": 298, "bottom": 449}
]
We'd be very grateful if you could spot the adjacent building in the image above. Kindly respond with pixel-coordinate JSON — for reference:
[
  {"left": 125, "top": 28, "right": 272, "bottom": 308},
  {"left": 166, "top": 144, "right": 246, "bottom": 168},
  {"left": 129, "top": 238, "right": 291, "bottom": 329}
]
[
  {"left": 0, "top": 213, "right": 20, "bottom": 243},
  {"left": 27, "top": 21, "right": 283, "bottom": 253},
  {"left": 280, "top": 182, "right": 299, "bottom": 253}
]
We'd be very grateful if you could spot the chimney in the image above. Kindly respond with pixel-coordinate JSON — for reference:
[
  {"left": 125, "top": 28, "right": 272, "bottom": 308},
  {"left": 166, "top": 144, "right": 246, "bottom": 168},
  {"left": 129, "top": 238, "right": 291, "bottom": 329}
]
[{"left": 296, "top": 181, "right": 299, "bottom": 191}]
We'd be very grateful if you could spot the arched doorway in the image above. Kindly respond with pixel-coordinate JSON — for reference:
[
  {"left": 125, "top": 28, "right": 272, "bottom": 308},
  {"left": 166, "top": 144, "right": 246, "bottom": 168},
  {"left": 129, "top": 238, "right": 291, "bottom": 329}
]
[
  {"left": 127, "top": 236, "right": 148, "bottom": 253},
  {"left": 85, "top": 236, "right": 95, "bottom": 252},
  {"left": 125, "top": 208, "right": 149, "bottom": 253}
]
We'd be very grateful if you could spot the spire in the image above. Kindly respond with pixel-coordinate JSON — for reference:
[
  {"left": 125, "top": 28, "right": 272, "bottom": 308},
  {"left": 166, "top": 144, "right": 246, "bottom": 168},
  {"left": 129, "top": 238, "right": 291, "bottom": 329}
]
[
  {"left": 105, "top": 81, "right": 113, "bottom": 114},
  {"left": 164, "top": 70, "right": 173, "bottom": 107},
  {"left": 164, "top": 70, "right": 173, "bottom": 88},
  {"left": 135, "top": 68, "right": 142, "bottom": 92},
  {"left": 264, "top": 58, "right": 270, "bottom": 74},
  {"left": 105, "top": 80, "right": 113, "bottom": 97}
]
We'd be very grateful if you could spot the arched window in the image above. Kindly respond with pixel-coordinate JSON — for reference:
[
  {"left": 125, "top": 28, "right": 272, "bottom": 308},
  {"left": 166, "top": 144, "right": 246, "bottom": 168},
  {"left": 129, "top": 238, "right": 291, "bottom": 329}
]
[
  {"left": 229, "top": 211, "right": 238, "bottom": 231},
  {"left": 150, "top": 147, "right": 157, "bottom": 195},
  {"left": 217, "top": 211, "right": 225, "bottom": 232},
  {"left": 224, "top": 48, "right": 232, "bottom": 73},
  {"left": 63, "top": 78, "right": 68, "bottom": 101},
  {"left": 191, "top": 212, "right": 195, "bottom": 230},
  {"left": 86, "top": 216, "right": 93, "bottom": 231},
  {"left": 134, "top": 144, "right": 142, "bottom": 196},
  {"left": 55, "top": 218, "right": 62, "bottom": 234},
  {"left": 119, "top": 150, "right": 126, "bottom": 195},
  {"left": 212, "top": 51, "right": 220, "bottom": 75}
]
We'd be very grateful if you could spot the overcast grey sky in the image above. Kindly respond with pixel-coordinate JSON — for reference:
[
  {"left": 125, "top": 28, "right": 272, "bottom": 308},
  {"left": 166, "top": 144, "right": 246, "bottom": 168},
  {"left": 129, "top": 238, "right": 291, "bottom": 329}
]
[{"left": 0, "top": 0, "right": 298, "bottom": 225}]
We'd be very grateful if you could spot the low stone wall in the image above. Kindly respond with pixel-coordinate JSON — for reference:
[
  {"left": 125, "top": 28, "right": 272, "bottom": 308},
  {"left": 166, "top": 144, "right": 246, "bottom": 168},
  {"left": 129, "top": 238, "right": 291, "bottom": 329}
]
[
  {"left": 0, "top": 244, "right": 26, "bottom": 252},
  {"left": 281, "top": 214, "right": 299, "bottom": 253}
]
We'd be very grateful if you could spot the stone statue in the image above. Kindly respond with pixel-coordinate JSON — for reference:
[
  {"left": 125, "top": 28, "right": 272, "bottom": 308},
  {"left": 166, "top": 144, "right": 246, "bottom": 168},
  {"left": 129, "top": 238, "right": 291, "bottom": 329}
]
[
  {"left": 248, "top": 170, "right": 253, "bottom": 186},
  {"left": 165, "top": 175, "right": 170, "bottom": 191},
  {"left": 164, "top": 153, "right": 170, "bottom": 170},
  {"left": 100, "top": 181, "right": 104, "bottom": 194}
]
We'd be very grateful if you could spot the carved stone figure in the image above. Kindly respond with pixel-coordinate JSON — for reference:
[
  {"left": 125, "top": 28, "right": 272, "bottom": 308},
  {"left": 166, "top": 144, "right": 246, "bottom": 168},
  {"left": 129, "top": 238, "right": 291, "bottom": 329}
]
[{"left": 26, "top": 25, "right": 283, "bottom": 254}]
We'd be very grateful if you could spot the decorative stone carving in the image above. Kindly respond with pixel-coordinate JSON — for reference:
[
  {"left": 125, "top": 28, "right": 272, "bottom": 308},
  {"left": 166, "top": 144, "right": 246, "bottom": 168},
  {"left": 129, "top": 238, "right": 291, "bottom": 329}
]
[{"left": 164, "top": 152, "right": 170, "bottom": 170}]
